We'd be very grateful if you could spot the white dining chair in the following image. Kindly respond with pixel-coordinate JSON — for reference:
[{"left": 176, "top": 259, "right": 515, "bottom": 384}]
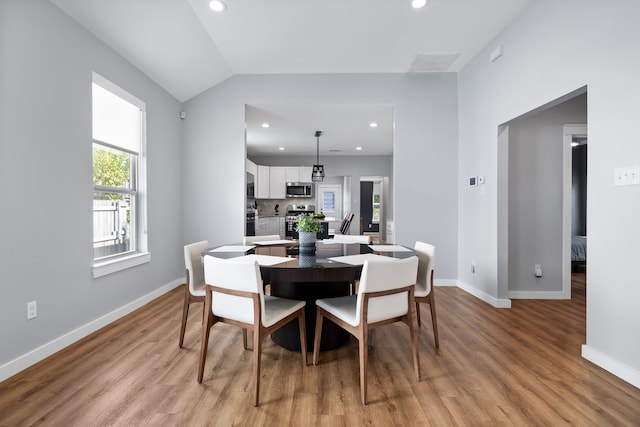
[
  {"left": 332, "top": 234, "right": 371, "bottom": 244},
  {"left": 243, "top": 234, "right": 281, "bottom": 244},
  {"left": 414, "top": 241, "right": 439, "bottom": 348},
  {"left": 312, "top": 256, "right": 420, "bottom": 405},
  {"left": 178, "top": 240, "right": 209, "bottom": 348},
  {"left": 198, "top": 256, "right": 307, "bottom": 406}
]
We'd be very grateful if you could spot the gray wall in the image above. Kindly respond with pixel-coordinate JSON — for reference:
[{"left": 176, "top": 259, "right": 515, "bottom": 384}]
[
  {"left": 182, "top": 74, "right": 459, "bottom": 278},
  {"left": 458, "top": 0, "right": 640, "bottom": 382},
  {"left": 0, "top": 1, "right": 183, "bottom": 369},
  {"left": 507, "top": 94, "right": 587, "bottom": 293}
]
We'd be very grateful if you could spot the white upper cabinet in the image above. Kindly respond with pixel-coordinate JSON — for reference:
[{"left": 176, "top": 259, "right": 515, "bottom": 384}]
[
  {"left": 269, "top": 167, "right": 286, "bottom": 199},
  {"left": 285, "top": 167, "right": 299, "bottom": 182},
  {"left": 299, "top": 166, "right": 313, "bottom": 182},
  {"left": 285, "top": 166, "right": 313, "bottom": 183},
  {"left": 256, "top": 165, "right": 270, "bottom": 199},
  {"left": 246, "top": 158, "right": 257, "bottom": 176},
  {"left": 253, "top": 164, "right": 313, "bottom": 199}
]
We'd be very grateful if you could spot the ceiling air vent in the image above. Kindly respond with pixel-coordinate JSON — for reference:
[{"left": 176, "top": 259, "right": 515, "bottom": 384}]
[{"left": 408, "top": 53, "right": 460, "bottom": 72}]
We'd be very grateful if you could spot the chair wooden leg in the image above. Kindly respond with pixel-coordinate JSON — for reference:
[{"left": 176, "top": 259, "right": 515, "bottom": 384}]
[
  {"left": 367, "top": 329, "right": 375, "bottom": 350},
  {"left": 253, "top": 325, "right": 262, "bottom": 407},
  {"left": 415, "top": 301, "right": 422, "bottom": 328},
  {"left": 408, "top": 303, "right": 421, "bottom": 381},
  {"left": 298, "top": 312, "right": 308, "bottom": 366},
  {"left": 242, "top": 330, "right": 249, "bottom": 350},
  {"left": 178, "top": 285, "right": 190, "bottom": 348},
  {"left": 429, "top": 292, "right": 440, "bottom": 349},
  {"left": 359, "top": 326, "right": 369, "bottom": 405},
  {"left": 197, "top": 310, "right": 214, "bottom": 383},
  {"left": 312, "top": 310, "right": 324, "bottom": 366}
]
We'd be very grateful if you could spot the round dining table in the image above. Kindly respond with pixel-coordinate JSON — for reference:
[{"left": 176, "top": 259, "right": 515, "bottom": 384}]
[{"left": 204, "top": 239, "right": 416, "bottom": 352}]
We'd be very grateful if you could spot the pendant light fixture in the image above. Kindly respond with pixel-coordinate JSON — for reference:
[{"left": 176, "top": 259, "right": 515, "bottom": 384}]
[{"left": 312, "top": 130, "right": 325, "bottom": 182}]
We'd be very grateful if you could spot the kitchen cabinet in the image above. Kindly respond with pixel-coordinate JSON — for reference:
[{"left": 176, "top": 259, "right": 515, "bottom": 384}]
[
  {"left": 255, "top": 164, "right": 313, "bottom": 199},
  {"left": 256, "top": 165, "right": 270, "bottom": 199},
  {"left": 269, "top": 167, "right": 286, "bottom": 199},
  {"left": 256, "top": 216, "right": 285, "bottom": 239},
  {"left": 285, "top": 166, "right": 313, "bottom": 183},
  {"left": 246, "top": 158, "right": 257, "bottom": 176},
  {"left": 299, "top": 166, "right": 313, "bottom": 182}
]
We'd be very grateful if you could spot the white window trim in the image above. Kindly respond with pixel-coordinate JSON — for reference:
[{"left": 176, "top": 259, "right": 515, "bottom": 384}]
[
  {"left": 92, "top": 252, "right": 151, "bottom": 278},
  {"left": 91, "top": 72, "right": 149, "bottom": 277}
]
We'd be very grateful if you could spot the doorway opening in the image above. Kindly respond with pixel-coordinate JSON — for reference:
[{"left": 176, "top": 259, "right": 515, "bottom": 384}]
[
  {"left": 360, "top": 176, "right": 387, "bottom": 242},
  {"left": 498, "top": 87, "right": 587, "bottom": 300}
]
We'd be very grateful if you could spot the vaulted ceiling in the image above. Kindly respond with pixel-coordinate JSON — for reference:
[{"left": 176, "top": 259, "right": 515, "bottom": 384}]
[{"left": 49, "top": 0, "right": 530, "bottom": 155}]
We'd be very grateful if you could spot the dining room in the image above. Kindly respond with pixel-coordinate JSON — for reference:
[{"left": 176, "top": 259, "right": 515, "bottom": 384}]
[{"left": 2, "top": 1, "right": 640, "bottom": 424}]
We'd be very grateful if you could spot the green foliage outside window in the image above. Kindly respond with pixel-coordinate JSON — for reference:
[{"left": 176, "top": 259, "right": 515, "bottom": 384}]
[
  {"left": 93, "top": 145, "right": 130, "bottom": 188},
  {"left": 372, "top": 194, "right": 380, "bottom": 222}
]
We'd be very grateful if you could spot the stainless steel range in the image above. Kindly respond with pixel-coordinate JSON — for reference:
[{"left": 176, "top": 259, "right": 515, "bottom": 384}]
[{"left": 285, "top": 204, "right": 315, "bottom": 238}]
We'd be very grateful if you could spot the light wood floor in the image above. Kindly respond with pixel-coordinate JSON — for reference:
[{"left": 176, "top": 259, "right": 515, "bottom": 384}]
[{"left": 1, "top": 273, "right": 639, "bottom": 426}]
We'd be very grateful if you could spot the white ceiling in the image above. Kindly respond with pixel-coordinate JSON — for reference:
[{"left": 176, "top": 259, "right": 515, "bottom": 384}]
[
  {"left": 49, "top": 0, "right": 530, "bottom": 155},
  {"left": 246, "top": 104, "right": 395, "bottom": 157}
]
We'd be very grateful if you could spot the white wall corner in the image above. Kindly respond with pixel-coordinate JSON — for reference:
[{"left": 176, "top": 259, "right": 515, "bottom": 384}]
[
  {"left": 0, "top": 278, "right": 184, "bottom": 383},
  {"left": 582, "top": 345, "right": 640, "bottom": 390},
  {"left": 456, "top": 280, "right": 512, "bottom": 308}
]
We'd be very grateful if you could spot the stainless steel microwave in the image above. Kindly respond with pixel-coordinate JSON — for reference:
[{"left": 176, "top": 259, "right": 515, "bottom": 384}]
[{"left": 286, "top": 182, "right": 313, "bottom": 198}]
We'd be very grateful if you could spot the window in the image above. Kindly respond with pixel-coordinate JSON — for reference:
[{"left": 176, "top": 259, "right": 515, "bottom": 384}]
[
  {"left": 317, "top": 184, "right": 342, "bottom": 218},
  {"left": 92, "top": 73, "right": 148, "bottom": 277},
  {"left": 372, "top": 194, "right": 381, "bottom": 223}
]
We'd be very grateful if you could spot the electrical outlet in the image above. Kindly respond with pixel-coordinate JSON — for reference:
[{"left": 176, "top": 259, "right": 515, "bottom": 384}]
[
  {"left": 534, "top": 264, "right": 543, "bottom": 278},
  {"left": 27, "top": 301, "right": 37, "bottom": 320}
]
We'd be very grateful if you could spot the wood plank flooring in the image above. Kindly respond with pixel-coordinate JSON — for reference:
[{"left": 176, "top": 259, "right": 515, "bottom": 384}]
[{"left": 1, "top": 272, "right": 639, "bottom": 426}]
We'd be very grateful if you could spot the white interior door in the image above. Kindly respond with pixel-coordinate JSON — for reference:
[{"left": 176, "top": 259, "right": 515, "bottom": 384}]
[{"left": 317, "top": 185, "right": 342, "bottom": 233}]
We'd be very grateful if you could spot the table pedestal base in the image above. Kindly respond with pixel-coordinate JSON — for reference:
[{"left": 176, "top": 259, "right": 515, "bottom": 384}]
[{"left": 270, "top": 280, "right": 350, "bottom": 352}]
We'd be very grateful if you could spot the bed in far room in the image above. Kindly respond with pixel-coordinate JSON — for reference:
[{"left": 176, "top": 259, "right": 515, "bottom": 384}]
[{"left": 571, "top": 235, "right": 587, "bottom": 272}]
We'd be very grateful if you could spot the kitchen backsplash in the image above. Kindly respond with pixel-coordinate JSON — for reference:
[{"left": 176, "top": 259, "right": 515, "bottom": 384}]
[{"left": 256, "top": 198, "right": 315, "bottom": 216}]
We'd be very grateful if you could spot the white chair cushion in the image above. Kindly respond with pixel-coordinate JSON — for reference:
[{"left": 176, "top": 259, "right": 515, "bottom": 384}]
[
  {"left": 262, "top": 296, "right": 306, "bottom": 328},
  {"left": 414, "top": 287, "right": 429, "bottom": 298},
  {"left": 191, "top": 284, "right": 206, "bottom": 297},
  {"left": 366, "top": 293, "right": 409, "bottom": 323},
  {"left": 184, "top": 240, "right": 209, "bottom": 297},
  {"left": 316, "top": 295, "right": 358, "bottom": 327},
  {"left": 213, "top": 293, "right": 254, "bottom": 324},
  {"left": 414, "top": 241, "right": 435, "bottom": 296}
]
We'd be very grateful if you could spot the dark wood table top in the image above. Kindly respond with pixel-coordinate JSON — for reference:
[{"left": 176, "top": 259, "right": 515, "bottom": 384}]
[{"left": 205, "top": 241, "right": 415, "bottom": 266}]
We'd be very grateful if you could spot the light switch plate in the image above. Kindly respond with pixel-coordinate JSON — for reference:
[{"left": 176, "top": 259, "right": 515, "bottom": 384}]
[{"left": 614, "top": 165, "right": 640, "bottom": 186}]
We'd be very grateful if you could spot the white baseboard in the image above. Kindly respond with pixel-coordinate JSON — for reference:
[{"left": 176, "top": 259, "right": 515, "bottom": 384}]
[
  {"left": 582, "top": 345, "right": 640, "bottom": 390},
  {"left": 0, "top": 278, "right": 183, "bottom": 383},
  {"left": 509, "top": 290, "right": 570, "bottom": 299},
  {"left": 434, "top": 279, "right": 458, "bottom": 287},
  {"left": 456, "top": 280, "right": 512, "bottom": 308}
]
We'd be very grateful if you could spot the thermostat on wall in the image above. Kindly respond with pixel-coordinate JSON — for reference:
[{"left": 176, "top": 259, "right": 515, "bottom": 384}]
[{"left": 469, "top": 176, "right": 478, "bottom": 186}]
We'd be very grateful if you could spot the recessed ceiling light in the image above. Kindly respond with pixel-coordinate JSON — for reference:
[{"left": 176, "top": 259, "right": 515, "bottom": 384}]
[
  {"left": 209, "top": 0, "right": 226, "bottom": 12},
  {"left": 261, "top": 122, "right": 270, "bottom": 128},
  {"left": 356, "top": 147, "right": 363, "bottom": 151},
  {"left": 279, "top": 147, "right": 285, "bottom": 151},
  {"left": 369, "top": 122, "right": 378, "bottom": 128},
  {"left": 411, "top": 0, "right": 427, "bottom": 9}
]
